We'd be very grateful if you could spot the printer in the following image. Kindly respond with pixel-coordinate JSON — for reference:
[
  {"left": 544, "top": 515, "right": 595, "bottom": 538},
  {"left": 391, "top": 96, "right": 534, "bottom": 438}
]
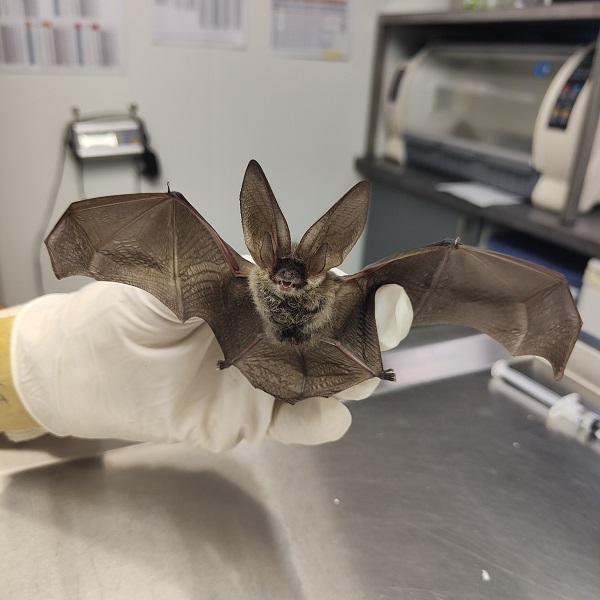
[{"left": 384, "top": 42, "right": 600, "bottom": 213}]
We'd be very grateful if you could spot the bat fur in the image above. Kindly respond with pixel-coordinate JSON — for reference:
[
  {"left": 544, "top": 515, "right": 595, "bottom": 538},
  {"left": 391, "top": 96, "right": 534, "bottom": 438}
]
[{"left": 248, "top": 247, "right": 338, "bottom": 345}]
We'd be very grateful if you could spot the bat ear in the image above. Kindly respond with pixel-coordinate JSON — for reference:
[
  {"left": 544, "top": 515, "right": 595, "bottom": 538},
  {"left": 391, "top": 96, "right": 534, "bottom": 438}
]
[
  {"left": 240, "top": 160, "right": 292, "bottom": 270},
  {"left": 298, "top": 180, "right": 369, "bottom": 277}
]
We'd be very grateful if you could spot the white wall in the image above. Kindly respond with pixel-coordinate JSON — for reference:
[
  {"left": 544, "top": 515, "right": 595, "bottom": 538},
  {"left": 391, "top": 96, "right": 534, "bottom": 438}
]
[{"left": 0, "top": 0, "right": 449, "bottom": 306}]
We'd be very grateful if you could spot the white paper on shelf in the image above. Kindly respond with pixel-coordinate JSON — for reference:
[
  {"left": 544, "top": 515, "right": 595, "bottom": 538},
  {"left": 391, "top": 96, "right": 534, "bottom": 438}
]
[{"left": 436, "top": 181, "right": 524, "bottom": 208}]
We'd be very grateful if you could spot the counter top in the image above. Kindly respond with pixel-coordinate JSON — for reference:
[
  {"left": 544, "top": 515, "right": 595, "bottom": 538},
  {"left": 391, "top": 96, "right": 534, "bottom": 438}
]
[{"left": 2, "top": 335, "right": 599, "bottom": 600}]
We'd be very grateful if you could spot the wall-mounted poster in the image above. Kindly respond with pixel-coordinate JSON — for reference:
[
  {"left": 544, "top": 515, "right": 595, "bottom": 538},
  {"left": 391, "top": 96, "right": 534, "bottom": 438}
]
[
  {"left": 272, "top": 0, "right": 350, "bottom": 60},
  {"left": 0, "top": 0, "right": 126, "bottom": 74},
  {"left": 152, "top": 0, "right": 247, "bottom": 49}
]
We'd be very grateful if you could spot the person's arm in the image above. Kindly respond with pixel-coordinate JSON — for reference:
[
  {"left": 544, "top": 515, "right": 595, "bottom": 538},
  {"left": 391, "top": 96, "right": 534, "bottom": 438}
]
[
  {"left": 0, "top": 308, "right": 46, "bottom": 440},
  {"left": 2, "top": 281, "right": 412, "bottom": 450}
]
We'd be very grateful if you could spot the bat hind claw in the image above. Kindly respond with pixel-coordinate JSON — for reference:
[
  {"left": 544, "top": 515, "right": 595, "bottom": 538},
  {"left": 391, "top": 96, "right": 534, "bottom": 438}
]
[
  {"left": 379, "top": 368, "right": 396, "bottom": 382},
  {"left": 217, "top": 359, "right": 233, "bottom": 370}
]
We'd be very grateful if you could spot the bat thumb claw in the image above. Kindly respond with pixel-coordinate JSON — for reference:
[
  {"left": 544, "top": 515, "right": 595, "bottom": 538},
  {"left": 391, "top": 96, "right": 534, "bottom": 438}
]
[
  {"left": 379, "top": 368, "right": 396, "bottom": 382},
  {"left": 217, "top": 359, "right": 233, "bottom": 370}
]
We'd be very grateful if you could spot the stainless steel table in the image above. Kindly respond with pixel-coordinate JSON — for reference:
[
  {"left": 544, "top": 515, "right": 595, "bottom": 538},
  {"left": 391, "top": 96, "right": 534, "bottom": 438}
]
[{"left": 2, "top": 336, "right": 599, "bottom": 600}]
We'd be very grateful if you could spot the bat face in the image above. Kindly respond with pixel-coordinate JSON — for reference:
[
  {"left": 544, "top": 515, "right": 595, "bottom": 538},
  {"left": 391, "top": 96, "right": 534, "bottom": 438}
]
[
  {"left": 240, "top": 160, "right": 370, "bottom": 346},
  {"left": 247, "top": 248, "right": 338, "bottom": 345},
  {"left": 271, "top": 256, "right": 307, "bottom": 293},
  {"left": 45, "top": 159, "right": 582, "bottom": 404}
]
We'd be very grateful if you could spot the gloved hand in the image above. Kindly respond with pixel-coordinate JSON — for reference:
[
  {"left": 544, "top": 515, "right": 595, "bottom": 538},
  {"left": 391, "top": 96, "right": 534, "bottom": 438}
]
[{"left": 9, "top": 280, "right": 412, "bottom": 451}]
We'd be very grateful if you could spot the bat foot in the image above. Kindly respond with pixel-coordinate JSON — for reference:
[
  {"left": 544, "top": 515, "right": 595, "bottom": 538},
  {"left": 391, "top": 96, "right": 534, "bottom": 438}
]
[
  {"left": 378, "top": 368, "right": 396, "bottom": 382},
  {"left": 217, "top": 359, "right": 233, "bottom": 370}
]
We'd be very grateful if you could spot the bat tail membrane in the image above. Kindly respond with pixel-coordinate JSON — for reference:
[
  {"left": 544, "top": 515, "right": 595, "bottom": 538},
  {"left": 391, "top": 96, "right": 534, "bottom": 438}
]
[{"left": 226, "top": 336, "right": 387, "bottom": 404}]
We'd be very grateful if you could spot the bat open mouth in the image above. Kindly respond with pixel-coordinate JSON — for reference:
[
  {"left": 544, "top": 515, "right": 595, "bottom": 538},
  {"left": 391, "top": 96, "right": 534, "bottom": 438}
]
[{"left": 278, "top": 279, "right": 297, "bottom": 292}]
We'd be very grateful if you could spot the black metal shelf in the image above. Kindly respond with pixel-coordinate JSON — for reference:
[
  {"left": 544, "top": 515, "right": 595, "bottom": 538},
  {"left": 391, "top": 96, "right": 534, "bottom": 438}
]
[
  {"left": 356, "top": 157, "right": 600, "bottom": 258},
  {"left": 378, "top": 2, "right": 600, "bottom": 27}
]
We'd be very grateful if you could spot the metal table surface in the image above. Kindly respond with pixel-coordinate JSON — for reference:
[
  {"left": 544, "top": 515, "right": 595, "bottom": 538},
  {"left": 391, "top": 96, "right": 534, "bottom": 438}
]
[{"left": 1, "top": 336, "right": 599, "bottom": 600}]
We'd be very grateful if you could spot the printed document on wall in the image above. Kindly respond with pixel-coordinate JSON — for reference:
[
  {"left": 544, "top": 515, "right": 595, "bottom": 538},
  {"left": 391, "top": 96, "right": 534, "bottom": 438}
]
[
  {"left": 152, "top": 0, "right": 247, "bottom": 49},
  {"left": 0, "top": 0, "right": 126, "bottom": 74},
  {"left": 272, "top": 0, "right": 350, "bottom": 60}
]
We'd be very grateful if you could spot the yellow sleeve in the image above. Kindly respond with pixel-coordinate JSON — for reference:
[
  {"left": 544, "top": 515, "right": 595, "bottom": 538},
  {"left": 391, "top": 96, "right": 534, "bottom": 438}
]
[{"left": 0, "top": 313, "right": 40, "bottom": 431}]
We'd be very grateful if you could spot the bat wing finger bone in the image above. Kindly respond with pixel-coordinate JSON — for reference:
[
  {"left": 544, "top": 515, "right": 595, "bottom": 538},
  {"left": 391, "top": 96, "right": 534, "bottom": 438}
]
[
  {"left": 217, "top": 333, "right": 266, "bottom": 369},
  {"left": 322, "top": 338, "right": 393, "bottom": 381}
]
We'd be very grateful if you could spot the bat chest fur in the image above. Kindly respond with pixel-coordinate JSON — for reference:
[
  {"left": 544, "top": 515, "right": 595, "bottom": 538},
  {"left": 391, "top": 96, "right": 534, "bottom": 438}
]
[{"left": 249, "top": 267, "right": 336, "bottom": 344}]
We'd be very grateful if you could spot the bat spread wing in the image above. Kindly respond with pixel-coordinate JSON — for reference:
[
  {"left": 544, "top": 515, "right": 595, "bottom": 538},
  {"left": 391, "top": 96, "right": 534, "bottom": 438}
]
[
  {"left": 45, "top": 162, "right": 582, "bottom": 405},
  {"left": 45, "top": 191, "right": 263, "bottom": 363},
  {"left": 341, "top": 239, "right": 581, "bottom": 380}
]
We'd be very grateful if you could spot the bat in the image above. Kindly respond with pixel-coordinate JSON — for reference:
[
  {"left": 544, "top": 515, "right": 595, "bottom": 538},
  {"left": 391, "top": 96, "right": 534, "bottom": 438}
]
[{"left": 45, "top": 160, "right": 582, "bottom": 404}]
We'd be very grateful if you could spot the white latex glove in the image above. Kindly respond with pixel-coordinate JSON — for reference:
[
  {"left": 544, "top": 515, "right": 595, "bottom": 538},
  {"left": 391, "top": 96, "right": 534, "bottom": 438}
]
[{"left": 9, "top": 281, "right": 412, "bottom": 451}]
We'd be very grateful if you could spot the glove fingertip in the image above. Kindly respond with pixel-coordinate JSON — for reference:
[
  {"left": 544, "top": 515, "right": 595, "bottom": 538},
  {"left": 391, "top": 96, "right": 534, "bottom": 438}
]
[
  {"left": 269, "top": 397, "right": 352, "bottom": 445},
  {"left": 336, "top": 377, "right": 380, "bottom": 401},
  {"left": 375, "top": 285, "right": 413, "bottom": 351}
]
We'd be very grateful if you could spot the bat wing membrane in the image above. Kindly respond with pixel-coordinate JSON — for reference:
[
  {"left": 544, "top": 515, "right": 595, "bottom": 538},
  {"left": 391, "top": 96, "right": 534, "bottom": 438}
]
[
  {"left": 45, "top": 192, "right": 263, "bottom": 361},
  {"left": 231, "top": 336, "right": 381, "bottom": 403},
  {"left": 342, "top": 240, "right": 582, "bottom": 379}
]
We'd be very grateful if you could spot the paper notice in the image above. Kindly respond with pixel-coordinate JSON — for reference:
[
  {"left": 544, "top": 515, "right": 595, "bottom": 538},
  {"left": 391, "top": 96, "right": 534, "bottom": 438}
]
[{"left": 436, "top": 182, "right": 524, "bottom": 208}]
